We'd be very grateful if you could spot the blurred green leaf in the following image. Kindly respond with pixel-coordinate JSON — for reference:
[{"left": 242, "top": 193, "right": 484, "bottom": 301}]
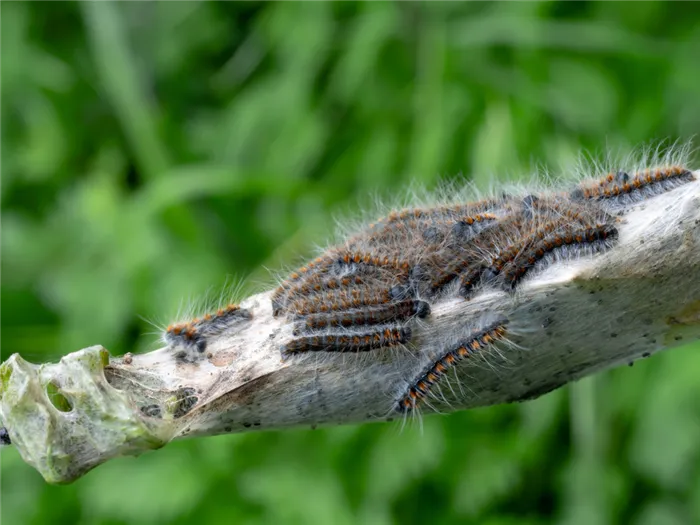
[{"left": 2, "top": 2, "right": 700, "bottom": 524}]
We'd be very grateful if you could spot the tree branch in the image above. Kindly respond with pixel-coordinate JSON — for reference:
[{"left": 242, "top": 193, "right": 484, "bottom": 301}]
[{"left": 2, "top": 172, "right": 699, "bottom": 484}]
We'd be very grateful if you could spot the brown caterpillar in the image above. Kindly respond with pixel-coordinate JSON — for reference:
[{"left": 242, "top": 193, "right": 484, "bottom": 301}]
[
  {"left": 293, "top": 299, "right": 430, "bottom": 335},
  {"left": 282, "top": 326, "right": 412, "bottom": 356},
  {"left": 500, "top": 224, "right": 619, "bottom": 290},
  {"left": 571, "top": 166, "right": 695, "bottom": 204},
  {"left": 398, "top": 321, "right": 509, "bottom": 412},
  {"left": 286, "top": 285, "right": 401, "bottom": 316},
  {"left": 164, "top": 304, "right": 251, "bottom": 356}
]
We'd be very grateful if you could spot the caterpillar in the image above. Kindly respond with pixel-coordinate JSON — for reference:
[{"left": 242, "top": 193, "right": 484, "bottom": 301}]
[
  {"left": 164, "top": 304, "right": 251, "bottom": 358},
  {"left": 282, "top": 326, "right": 412, "bottom": 356},
  {"left": 571, "top": 166, "right": 695, "bottom": 205},
  {"left": 293, "top": 299, "right": 430, "bottom": 335},
  {"left": 398, "top": 321, "right": 509, "bottom": 412}
]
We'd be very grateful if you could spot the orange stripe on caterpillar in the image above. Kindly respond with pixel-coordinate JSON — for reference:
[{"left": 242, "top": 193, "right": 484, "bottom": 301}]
[
  {"left": 382, "top": 197, "right": 509, "bottom": 224},
  {"left": 293, "top": 299, "right": 430, "bottom": 334},
  {"left": 570, "top": 166, "right": 694, "bottom": 203},
  {"left": 164, "top": 322, "right": 205, "bottom": 353},
  {"left": 164, "top": 303, "right": 251, "bottom": 355},
  {"left": 335, "top": 251, "right": 412, "bottom": 274},
  {"left": 282, "top": 326, "right": 412, "bottom": 355},
  {"left": 271, "top": 254, "right": 337, "bottom": 315},
  {"left": 287, "top": 275, "right": 366, "bottom": 298},
  {"left": 287, "top": 285, "right": 403, "bottom": 316}
]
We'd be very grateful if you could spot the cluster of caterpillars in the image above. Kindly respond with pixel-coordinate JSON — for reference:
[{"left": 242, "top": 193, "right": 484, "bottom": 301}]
[
  {"left": 158, "top": 164, "right": 693, "bottom": 410},
  {"left": 269, "top": 164, "right": 695, "bottom": 412}
]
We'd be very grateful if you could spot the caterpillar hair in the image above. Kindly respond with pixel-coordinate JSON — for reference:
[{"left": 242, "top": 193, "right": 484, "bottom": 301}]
[
  {"left": 571, "top": 166, "right": 694, "bottom": 205},
  {"left": 398, "top": 320, "right": 510, "bottom": 412},
  {"left": 163, "top": 302, "right": 252, "bottom": 361},
  {"left": 292, "top": 299, "right": 430, "bottom": 335},
  {"left": 500, "top": 223, "right": 619, "bottom": 290}
]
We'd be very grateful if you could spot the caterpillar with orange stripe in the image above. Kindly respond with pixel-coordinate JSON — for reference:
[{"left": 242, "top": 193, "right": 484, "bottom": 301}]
[
  {"left": 398, "top": 320, "right": 509, "bottom": 412},
  {"left": 164, "top": 303, "right": 251, "bottom": 361}
]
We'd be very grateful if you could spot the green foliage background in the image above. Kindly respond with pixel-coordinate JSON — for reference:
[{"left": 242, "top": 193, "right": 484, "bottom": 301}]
[{"left": 2, "top": 2, "right": 700, "bottom": 524}]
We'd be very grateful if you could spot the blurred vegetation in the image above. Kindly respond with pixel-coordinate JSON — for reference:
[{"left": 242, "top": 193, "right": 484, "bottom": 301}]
[{"left": 2, "top": 2, "right": 700, "bottom": 524}]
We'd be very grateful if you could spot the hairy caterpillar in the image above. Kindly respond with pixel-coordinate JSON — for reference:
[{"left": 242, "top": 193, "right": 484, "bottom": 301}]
[
  {"left": 292, "top": 299, "right": 430, "bottom": 335},
  {"left": 571, "top": 166, "right": 694, "bottom": 204},
  {"left": 163, "top": 303, "right": 252, "bottom": 361},
  {"left": 398, "top": 320, "right": 510, "bottom": 412},
  {"left": 281, "top": 326, "right": 412, "bottom": 356}
]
